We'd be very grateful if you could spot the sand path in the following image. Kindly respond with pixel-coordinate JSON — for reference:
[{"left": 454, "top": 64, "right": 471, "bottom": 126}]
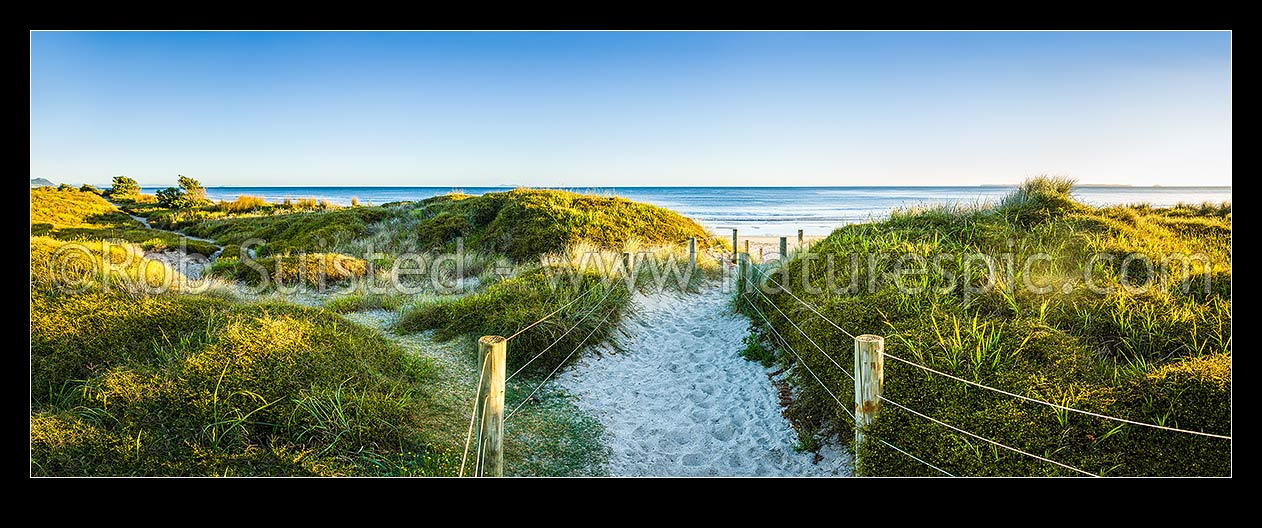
[
  {"left": 557, "top": 285, "right": 851, "bottom": 476},
  {"left": 124, "top": 212, "right": 225, "bottom": 280}
]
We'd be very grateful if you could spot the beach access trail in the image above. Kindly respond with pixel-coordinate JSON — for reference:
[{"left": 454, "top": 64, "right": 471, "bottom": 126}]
[
  {"left": 123, "top": 212, "right": 224, "bottom": 280},
  {"left": 556, "top": 284, "right": 852, "bottom": 476}
]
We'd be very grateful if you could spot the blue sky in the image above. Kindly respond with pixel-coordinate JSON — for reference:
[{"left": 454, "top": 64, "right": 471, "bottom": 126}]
[{"left": 30, "top": 31, "right": 1230, "bottom": 187}]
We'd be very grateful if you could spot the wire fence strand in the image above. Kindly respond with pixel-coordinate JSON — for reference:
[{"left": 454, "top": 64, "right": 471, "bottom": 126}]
[
  {"left": 475, "top": 404, "right": 487, "bottom": 476},
  {"left": 747, "top": 266, "right": 854, "bottom": 381},
  {"left": 506, "top": 308, "right": 618, "bottom": 421},
  {"left": 880, "top": 395, "right": 1098, "bottom": 477},
  {"left": 506, "top": 285, "right": 618, "bottom": 381},
  {"left": 748, "top": 264, "right": 856, "bottom": 339},
  {"left": 504, "top": 281, "right": 601, "bottom": 341},
  {"left": 472, "top": 238, "right": 1215, "bottom": 477},
  {"left": 744, "top": 296, "right": 854, "bottom": 420},
  {"left": 875, "top": 439, "right": 955, "bottom": 477},
  {"left": 743, "top": 256, "right": 1227, "bottom": 474},
  {"left": 882, "top": 351, "right": 1231, "bottom": 440},
  {"left": 746, "top": 286, "right": 950, "bottom": 477},
  {"left": 458, "top": 352, "right": 490, "bottom": 477},
  {"left": 749, "top": 258, "right": 1230, "bottom": 440}
]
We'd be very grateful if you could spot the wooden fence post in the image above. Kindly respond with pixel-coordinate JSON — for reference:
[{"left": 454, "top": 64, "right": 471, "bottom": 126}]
[
  {"left": 854, "top": 334, "right": 884, "bottom": 466},
  {"left": 744, "top": 240, "right": 750, "bottom": 258},
  {"left": 737, "top": 252, "right": 749, "bottom": 295},
  {"left": 780, "top": 236, "right": 788, "bottom": 263},
  {"left": 731, "top": 229, "right": 738, "bottom": 263},
  {"left": 475, "top": 335, "right": 506, "bottom": 476},
  {"left": 798, "top": 229, "right": 804, "bottom": 248},
  {"left": 688, "top": 237, "right": 697, "bottom": 270},
  {"left": 622, "top": 252, "right": 631, "bottom": 275}
]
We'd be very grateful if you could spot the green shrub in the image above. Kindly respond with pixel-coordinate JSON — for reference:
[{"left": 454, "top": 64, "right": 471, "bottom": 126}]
[
  {"left": 109, "top": 175, "right": 140, "bottom": 201},
  {"left": 156, "top": 187, "right": 197, "bottom": 209},
  {"left": 178, "top": 175, "right": 207, "bottom": 203}
]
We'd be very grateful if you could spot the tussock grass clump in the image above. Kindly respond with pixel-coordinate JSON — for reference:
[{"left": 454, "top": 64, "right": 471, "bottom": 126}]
[
  {"left": 548, "top": 240, "right": 724, "bottom": 291},
  {"left": 745, "top": 177, "right": 1230, "bottom": 476},
  {"left": 998, "top": 175, "right": 1084, "bottom": 226},
  {"left": 211, "top": 252, "right": 369, "bottom": 287},
  {"left": 220, "top": 195, "right": 267, "bottom": 213},
  {"left": 396, "top": 267, "right": 631, "bottom": 377}
]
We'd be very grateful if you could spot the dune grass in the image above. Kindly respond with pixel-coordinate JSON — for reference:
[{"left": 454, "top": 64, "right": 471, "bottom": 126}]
[
  {"left": 182, "top": 206, "right": 391, "bottom": 257},
  {"left": 175, "top": 188, "right": 723, "bottom": 381},
  {"left": 741, "top": 177, "right": 1230, "bottom": 476},
  {"left": 30, "top": 187, "right": 465, "bottom": 476},
  {"left": 31, "top": 292, "right": 457, "bottom": 476},
  {"left": 30, "top": 238, "right": 459, "bottom": 475},
  {"left": 31, "top": 186, "right": 725, "bottom": 476},
  {"left": 210, "top": 252, "right": 370, "bottom": 287},
  {"left": 395, "top": 267, "right": 632, "bottom": 378},
  {"left": 31, "top": 187, "right": 218, "bottom": 256},
  {"left": 220, "top": 195, "right": 267, "bottom": 213},
  {"left": 393, "top": 237, "right": 724, "bottom": 379},
  {"left": 123, "top": 194, "right": 344, "bottom": 238},
  {"left": 374, "top": 189, "right": 718, "bottom": 261},
  {"left": 138, "top": 188, "right": 718, "bottom": 284},
  {"left": 30, "top": 236, "right": 237, "bottom": 301}
]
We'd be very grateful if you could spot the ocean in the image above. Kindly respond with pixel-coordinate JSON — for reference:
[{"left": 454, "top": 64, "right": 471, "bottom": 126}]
[{"left": 141, "top": 185, "right": 1233, "bottom": 236}]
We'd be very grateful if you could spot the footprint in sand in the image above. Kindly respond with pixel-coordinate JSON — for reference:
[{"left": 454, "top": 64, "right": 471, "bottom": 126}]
[
  {"left": 681, "top": 453, "right": 706, "bottom": 467},
  {"left": 711, "top": 426, "right": 735, "bottom": 442}
]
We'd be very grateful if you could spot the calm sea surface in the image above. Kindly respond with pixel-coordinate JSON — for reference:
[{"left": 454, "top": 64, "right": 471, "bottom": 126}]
[{"left": 141, "top": 186, "right": 1232, "bottom": 236}]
